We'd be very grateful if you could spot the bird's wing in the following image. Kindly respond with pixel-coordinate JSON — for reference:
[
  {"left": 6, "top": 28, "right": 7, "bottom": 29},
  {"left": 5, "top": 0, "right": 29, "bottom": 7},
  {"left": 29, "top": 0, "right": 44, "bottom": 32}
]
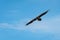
[
  {"left": 26, "top": 18, "right": 36, "bottom": 26},
  {"left": 38, "top": 10, "right": 49, "bottom": 17},
  {"left": 26, "top": 10, "right": 49, "bottom": 26}
]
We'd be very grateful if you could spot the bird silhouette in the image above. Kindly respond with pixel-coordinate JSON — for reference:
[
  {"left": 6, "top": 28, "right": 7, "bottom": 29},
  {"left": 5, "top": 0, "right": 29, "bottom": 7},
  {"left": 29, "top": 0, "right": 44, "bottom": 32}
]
[{"left": 26, "top": 10, "right": 49, "bottom": 26}]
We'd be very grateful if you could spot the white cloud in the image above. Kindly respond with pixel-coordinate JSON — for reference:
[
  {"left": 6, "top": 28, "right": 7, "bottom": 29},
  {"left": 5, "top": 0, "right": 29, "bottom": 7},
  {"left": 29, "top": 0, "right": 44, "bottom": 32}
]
[{"left": 0, "top": 16, "right": 60, "bottom": 33}]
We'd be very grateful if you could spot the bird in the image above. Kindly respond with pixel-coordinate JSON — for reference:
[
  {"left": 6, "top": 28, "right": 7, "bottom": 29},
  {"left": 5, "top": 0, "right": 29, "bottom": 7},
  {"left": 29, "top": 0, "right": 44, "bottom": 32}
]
[{"left": 26, "top": 10, "right": 49, "bottom": 26}]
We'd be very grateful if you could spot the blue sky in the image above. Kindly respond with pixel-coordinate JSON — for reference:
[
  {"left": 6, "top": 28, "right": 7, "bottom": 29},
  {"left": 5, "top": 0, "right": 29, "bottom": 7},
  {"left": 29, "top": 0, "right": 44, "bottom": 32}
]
[{"left": 0, "top": 0, "right": 60, "bottom": 40}]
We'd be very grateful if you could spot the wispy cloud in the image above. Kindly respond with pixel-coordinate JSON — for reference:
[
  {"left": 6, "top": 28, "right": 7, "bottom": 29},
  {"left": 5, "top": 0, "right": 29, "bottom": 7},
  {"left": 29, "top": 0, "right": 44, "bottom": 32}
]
[{"left": 0, "top": 16, "right": 60, "bottom": 33}]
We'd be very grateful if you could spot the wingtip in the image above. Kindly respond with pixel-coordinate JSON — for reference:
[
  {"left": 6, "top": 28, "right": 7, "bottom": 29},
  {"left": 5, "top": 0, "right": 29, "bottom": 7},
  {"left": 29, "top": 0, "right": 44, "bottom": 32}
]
[
  {"left": 47, "top": 9, "right": 50, "bottom": 11},
  {"left": 45, "top": 9, "right": 50, "bottom": 13},
  {"left": 25, "top": 23, "right": 29, "bottom": 26}
]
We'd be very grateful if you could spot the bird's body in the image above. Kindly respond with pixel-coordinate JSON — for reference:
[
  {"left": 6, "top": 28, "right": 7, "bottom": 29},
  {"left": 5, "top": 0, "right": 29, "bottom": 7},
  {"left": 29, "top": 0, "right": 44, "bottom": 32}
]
[{"left": 26, "top": 10, "right": 49, "bottom": 26}]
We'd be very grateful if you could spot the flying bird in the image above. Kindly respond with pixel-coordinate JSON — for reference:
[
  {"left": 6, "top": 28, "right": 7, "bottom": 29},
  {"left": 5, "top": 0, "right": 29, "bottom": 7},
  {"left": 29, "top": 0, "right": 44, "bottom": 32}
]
[{"left": 26, "top": 10, "right": 49, "bottom": 26}]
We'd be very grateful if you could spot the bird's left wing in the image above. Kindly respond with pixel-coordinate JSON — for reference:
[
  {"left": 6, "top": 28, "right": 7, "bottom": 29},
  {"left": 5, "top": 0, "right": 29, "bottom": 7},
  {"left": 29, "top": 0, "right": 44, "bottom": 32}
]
[{"left": 38, "top": 10, "right": 49, "bottom": 17}]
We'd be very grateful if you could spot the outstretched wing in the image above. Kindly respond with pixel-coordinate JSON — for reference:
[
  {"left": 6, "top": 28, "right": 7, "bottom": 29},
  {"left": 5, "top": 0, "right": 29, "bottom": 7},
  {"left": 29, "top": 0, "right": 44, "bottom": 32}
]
[
  {"left": 26, "top": 18, "right": 37, "bottom": 26},
  {"left": 38, "top": 10, "right": 49, "bottom": 17},
  {"left": 26, "top": 10, "right": 49, "bottom": 26}
]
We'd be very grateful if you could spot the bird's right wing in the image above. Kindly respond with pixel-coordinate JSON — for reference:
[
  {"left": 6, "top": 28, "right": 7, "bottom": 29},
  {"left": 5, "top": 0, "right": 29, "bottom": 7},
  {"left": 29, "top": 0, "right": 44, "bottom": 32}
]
[{"left": 26, "top": 18, "right": 37, "bottom": 26}]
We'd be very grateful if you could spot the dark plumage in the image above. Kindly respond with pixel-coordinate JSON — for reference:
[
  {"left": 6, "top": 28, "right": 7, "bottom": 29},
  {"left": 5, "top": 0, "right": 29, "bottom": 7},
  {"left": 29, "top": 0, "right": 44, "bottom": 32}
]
[{"left": 26, "top": 10, "right": 49, "bottom": 26}]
